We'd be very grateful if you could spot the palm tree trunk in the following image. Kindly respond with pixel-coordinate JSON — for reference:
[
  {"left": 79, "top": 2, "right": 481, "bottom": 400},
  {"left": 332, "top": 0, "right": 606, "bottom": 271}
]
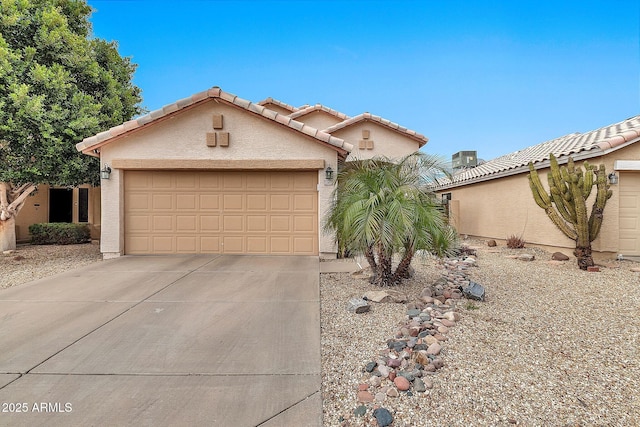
[
  {"left": 394, "top": 247, "right": 414, "bottom": 281},
  {"left": 373, "top": 244, "right": 394, "bottom": 286}
]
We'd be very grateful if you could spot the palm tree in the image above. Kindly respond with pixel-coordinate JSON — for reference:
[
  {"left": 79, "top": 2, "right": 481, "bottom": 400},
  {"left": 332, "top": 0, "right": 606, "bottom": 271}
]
[{"left": 324, "top": 152, "right": 457, "bottom": 286}]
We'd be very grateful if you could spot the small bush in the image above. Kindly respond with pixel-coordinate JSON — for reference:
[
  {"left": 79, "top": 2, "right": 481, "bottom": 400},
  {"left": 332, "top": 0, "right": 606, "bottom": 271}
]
[
  {"left": 506, "top": 234, "right": 526, "bottom": 249},
  {"left": 29, "top": 223, "right": 91, "bottom": 245}
]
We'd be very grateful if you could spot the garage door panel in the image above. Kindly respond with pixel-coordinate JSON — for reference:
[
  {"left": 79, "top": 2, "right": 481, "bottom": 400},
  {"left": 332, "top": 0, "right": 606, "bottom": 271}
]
[
  {"left": 176, "top": 216, "right": 197, "bottom": 231},
  {"left": 619, "top": 172, "right": 640, "bottom": 255},
  {"left": 293, "top": 194, "right": 315, "bottom": 211},
  {"left": 127, "top": 194, "right": 150, "bottom": 210},
  {"left": 151, "top": 173, "right": 172, "bottom": 188},
  {"left": 152, "top": 236, "right": 174, "bottom": 252},
  {"left": 200, "top": 236, "right": 220, "bottom": 252},
  {"left": 222, "top": 236, "right": 244, "bottom": 253},
  {"left": 176, "top": 194, "right": 197, "bottom": 210},
  {"left": 270, "top": 195, "right": 291, "bottom": 210},
  {"left": 247, "top": 237, "right": 268, "bottom": 253},
  {"left": 247, "top": 216, "right": 267, "bottom": 232},
  {"left": 125, "top": 171, "right": 318, "bottom": 255},
  {"left": 294, "top": 216, "right": 315, "bottom": 232},
  {"left": 153, "top": 216, "right": 173, "bottom": 231},
  {"left": 200, "top": 216, "right": 220, "bottom": 232},
  {"left": 270, "top": 237, "right": 291, "bottom": 253},
  {"left": 152, "top": 194, "right": 173, "bottom": 209},
  {"left": 176, "top": 236, "right": 197, "bottom": 253},
  {"left": 247, "top": 194, "right": 267, "bottom": 211},
  {"left": 223, "top": 215, "right": 244, "bottom": 232},
  {"left": 199, "top": 194, "right": 219, "bottom": 210},
  {"left": 271, "top": 216, "right": 291, "bottom": 232},
  {"left": 223, "top": 194, "right": 243, "bottom": 210}
]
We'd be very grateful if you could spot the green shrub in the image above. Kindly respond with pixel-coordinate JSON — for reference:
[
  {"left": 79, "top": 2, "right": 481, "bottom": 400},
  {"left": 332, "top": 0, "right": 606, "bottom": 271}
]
[
  {"left": 506, "top": 234, "right": 526, "bottom": 249},
  {"left": 29, "top": 223, "right": 91, "bottom": 245}
]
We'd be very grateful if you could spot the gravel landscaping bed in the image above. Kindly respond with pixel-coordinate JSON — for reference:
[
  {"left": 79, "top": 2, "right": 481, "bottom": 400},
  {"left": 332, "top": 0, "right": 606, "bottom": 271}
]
[
  {"left": 1, "top": 243, "right": 102, "bottom": 289},
  {"left": 321, "top": 242, "right": 640, "bottom": 426},
  {"left": 3, "top": 242, "right": 638, "bottom": 426}
]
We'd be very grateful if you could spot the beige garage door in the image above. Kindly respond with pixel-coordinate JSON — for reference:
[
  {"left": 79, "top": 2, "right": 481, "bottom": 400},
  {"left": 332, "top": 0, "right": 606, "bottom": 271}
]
[
  {"left": 124, "top": 170, "right": 318, "bottom": 255},
  {"left": 619, "top": 172, "right": 640, "bottom": 255}
]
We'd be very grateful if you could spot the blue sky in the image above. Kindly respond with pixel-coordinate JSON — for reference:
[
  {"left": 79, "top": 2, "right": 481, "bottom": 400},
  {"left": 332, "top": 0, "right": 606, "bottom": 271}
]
[{"left": 88, "top": 0, "right": 639, "bottom": 162}]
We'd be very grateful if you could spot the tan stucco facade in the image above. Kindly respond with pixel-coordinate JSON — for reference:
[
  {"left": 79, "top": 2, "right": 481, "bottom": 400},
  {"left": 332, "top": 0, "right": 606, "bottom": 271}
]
[
  {"left": 329, "top": 122, "right": 422, "bottom": 161},
  {"left": 441, "top": 142, "right": 640, "bottom": 258},
  {"left": 294, "top": 111, "right": 345, "bottom": 131},
  {"left": 15, "top": 185, "right": 101, "bottom": 241},
  {"left": 98, "top": 99, "right": 340, "bottom": 258}
]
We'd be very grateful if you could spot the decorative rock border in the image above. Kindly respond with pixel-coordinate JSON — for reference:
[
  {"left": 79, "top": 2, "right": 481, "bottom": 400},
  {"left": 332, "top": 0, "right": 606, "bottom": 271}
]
[{"left": 346, "top": 254, "right": 482, "bottom": 425}]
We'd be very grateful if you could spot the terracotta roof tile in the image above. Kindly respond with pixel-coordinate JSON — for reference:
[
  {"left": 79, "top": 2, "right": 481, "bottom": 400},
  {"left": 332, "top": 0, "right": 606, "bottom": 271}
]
[
  {"left": 324, "top": 112, "right": 428, "bottom": 147},
  {"left": 256, "top": 97, "right": 301, "bottom": 113},
  {"left": 288, "top": 104, "right": 350, "bottom": 121},
  {"left": 436, "top": 115, "right": 640, "bottom": 189},
  {"left": 76, "top": 87, "right": 353, "bottom": 155}
]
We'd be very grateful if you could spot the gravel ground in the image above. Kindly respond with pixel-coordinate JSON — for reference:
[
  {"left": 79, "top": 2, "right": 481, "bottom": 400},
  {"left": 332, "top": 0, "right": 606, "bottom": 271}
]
[
  {"left": 3, "top": 242, "right": 638, "bottom": 426},
  {"left": 1, "top": 243, "right": 102, "bottom": 289},
  {"left": 321, "top": 242, "right": 640, "bottom": 426}
]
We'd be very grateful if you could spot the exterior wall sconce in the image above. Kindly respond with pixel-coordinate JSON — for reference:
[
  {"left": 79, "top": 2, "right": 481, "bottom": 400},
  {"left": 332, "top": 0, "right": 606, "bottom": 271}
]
[
  {"left": 100, "top": 165, "right": 112, "bottom": 180},
  {"left": 325, "top": 166, "right": 334, "bottom": 181},
  {"left": 607, "top": 172, "right": 618, "bottom": 185}
]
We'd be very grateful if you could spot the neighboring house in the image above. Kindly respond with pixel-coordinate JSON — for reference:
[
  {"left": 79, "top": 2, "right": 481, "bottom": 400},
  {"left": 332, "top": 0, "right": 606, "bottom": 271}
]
[
  {"left": 15, "top": 185, "right": 100, "bottom": 242},
  {"left": 434, "top": 115, "right": 640, "bottom": 258},
  {"left": 74, "top": 87, "right": 427, "bottom": 258}
]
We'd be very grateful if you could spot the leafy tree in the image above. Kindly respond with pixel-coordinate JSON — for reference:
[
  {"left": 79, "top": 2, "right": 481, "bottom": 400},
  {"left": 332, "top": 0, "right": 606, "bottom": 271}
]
[
  {"left": 0, "top": 0, "right": 142, "bottom": 250},
  {"left": 528, "top": 154, "right": 612, "bottom": 270},
  {"left": 324, "top": 153, "right": 458, "bottom": 286}
]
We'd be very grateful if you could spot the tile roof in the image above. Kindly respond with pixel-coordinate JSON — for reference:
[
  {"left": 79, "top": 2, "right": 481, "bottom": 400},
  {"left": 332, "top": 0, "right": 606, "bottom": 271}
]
[
  {"left": 76, "top": 87, "right": 352, "bottom": 155},
  {"left": 323, "top": 112, "right": 428, "bottom": 147},
  {"left": 256, "top": 97, "right": 301, "bottom": 113},
  {"left": 436, "top": 115, "right": 640, "bottom": 189},
  {"left": 288, "top": 104, "right": 351, "bottom": 121}
]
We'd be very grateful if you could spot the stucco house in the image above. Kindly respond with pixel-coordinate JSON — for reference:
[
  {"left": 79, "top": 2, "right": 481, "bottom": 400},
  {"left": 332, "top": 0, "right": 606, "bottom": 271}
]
[
  {"left": 15, "top": 185, "right": 101, "bottom": 242},
  {"left": 435, "top": 115, "right": 640, "bottom": 260},
  {"left": 74, "top": 87, "right": 427, "bottom": 258}
]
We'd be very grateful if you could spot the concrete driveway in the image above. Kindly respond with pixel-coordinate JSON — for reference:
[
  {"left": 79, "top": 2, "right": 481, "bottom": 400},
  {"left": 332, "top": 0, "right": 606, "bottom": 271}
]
[{"left": 0, "top": 255, "right": 321, "bottom": 426}]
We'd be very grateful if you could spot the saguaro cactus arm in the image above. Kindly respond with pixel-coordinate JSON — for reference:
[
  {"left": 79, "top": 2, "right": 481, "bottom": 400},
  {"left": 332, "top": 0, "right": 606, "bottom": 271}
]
[
  {"left": 588, "top": 165, "right": 613, "bottom": 242},
  {"left": 528, "top": 162, "right": 578, "bottom": 240}
]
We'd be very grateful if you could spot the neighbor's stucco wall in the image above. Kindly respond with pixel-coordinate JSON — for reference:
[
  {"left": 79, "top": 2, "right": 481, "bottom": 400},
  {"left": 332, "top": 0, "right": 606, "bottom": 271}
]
[
  {"left": 99, "top": 99, "right": 339, "bottom": 258},
  {"left": 329, "top": 122, "right": 421, "bottom": 161},
  {"left": 294, "top": 111, "right": 344, "bottom": 131},
  {"left": 441, "top": 142, "right": 640, "bottom": 256}
]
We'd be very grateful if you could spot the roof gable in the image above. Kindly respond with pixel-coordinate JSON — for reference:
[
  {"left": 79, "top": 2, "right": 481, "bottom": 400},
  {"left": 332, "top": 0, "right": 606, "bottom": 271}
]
[
  {"left": 76, "top": 88, "right": 352, "bottom": 155},
  {"left": 324, "top": 112, "right": 428, "bottom": 147},
  {"left": 439, "top": 115, "right": 640, "bottom": 189},
  {"left": 256, "top": 97, "right": 301, "bottom": 114},
  {"left": 288, "top": 104, "right": 350, "bottom": 121}
]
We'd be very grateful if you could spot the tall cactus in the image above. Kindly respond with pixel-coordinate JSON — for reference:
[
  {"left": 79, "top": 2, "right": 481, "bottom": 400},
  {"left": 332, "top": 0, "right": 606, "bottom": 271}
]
[{"left": 528, "top": 154, "right": 612, "bottom": 270}]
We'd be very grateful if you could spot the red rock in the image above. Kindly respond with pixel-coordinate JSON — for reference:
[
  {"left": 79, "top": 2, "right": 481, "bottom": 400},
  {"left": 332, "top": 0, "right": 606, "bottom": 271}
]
[
  {"left": 388, "top": 371, "right": 396, "bottom": 381},
  {"left": 358, "top": 383, "right": 369, "bottom": 391},
  {"left": 394, "top": 376, "right": 411, "bottom": 391},
  {"left": 587, "top": 266, "right": 600, "bottom": 272},
  {"left": 357, "top": 390, "right": 374, "bottom": 403}
]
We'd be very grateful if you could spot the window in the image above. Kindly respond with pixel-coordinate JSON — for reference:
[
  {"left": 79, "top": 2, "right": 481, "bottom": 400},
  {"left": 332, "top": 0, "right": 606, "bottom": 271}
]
[{"left": 78, "top": 188, "right": 89, "bottom": 223}]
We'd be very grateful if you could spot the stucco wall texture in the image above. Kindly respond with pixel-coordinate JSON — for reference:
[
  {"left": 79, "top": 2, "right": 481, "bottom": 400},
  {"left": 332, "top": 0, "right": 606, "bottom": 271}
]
[
  {"left": 330, "top": 122, "right": 421, "bottom": 162},
  {"left": 444, "top": 142, "right": 640, "bottom": 257},
  {"left": 99, "top": 100, "right": 339, "bottom": 258}
]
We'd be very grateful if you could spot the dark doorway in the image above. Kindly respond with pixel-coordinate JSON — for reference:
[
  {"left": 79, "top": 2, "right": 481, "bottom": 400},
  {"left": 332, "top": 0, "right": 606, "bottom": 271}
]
[{"left": 49, "top": 188, "right": 73, "bottom": 223}]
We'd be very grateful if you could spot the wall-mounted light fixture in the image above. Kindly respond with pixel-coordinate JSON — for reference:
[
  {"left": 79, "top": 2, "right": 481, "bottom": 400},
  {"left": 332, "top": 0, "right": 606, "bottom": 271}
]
[
  {"left": 607, "top": 172, "right": 618, "bottom": 185},
  {"left": 325, "top": 166, "right": 334, "bottom": 181},
  {"left": 100, "top": 165, "right": 112, "bottom": 180}
]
